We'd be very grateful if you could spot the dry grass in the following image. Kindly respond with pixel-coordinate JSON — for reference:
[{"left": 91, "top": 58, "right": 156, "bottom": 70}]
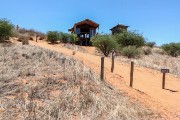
[
  {"left": 116, "top": 47, "right": 180, "bottom": 76},
  {"left": 62, "top": 43, "right": 88, "bottom": 53},
  {"left": 17, "top": 34, "right": 29, "bottom": 45},
  {"left": 18, "top": 28, "right": 46, "bottom": 38},
  {"left": 0, "top": 44, "right": 161, "bottom": 120},
  {"left": 13, "top": 28, "right": 46, "bottom": 42}
]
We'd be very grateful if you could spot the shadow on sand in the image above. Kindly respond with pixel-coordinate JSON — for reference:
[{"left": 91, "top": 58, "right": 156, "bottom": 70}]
[{"left": 165, "top": 88, "right": 178, "bottom": 92}]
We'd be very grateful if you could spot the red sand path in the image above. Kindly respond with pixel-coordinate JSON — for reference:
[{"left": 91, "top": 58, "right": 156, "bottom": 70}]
[{"left": 30, "top": 40, "right": 180, "bottom": 119}]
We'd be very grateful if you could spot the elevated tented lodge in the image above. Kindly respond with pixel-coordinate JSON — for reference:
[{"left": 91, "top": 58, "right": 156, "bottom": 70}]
[
  {"left": 68, "top": 19, "right": 99, "bottom": 46},
  {"left": 110, "top": 24, "right": 129, "bottom": 35},
  {"left": 68, "top": 19, "right": 129, "bottom": 46}
]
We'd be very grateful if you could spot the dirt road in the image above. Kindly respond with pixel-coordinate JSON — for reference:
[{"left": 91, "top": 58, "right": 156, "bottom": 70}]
[{"left": 30, "top": 40, "right": 180, "bottom": 119}]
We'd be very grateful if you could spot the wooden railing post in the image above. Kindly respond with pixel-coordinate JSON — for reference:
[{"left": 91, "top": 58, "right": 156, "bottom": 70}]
[
  {"left": 62, "top": 58, "right": 66, "bottom": 80},
  {"left": 162, "top": 73, "right": 166, "bottom": 89},
  {"left": 100, "top": 57, "right": 104, "bottom": 81},
  {"left": 130, "top": 61, "right": 134, "bottom": 87},
  {"left": 111, "top": 49, "right": 115, "bottom": 73}
]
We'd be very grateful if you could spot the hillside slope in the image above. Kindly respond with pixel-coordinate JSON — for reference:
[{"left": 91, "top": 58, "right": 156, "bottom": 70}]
[
  {"left": 29, "top": 40, "right": 180, "bottom": 119},
  {"left": 0, "top": 43, "right": 160, "bottom": 119}
]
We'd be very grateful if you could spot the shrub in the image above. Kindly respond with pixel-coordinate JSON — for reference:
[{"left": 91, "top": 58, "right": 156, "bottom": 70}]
[
  {"left": 91, "top": 34, "right": 117, "bottom": 57},
  {"left": 17, "top": 34, "right": 29, "bottom": 45},
  {"left": 122, "top": 46, "right": 141, "bottom": 58},
  {"left": 47, "top": 32, "right": 76, "bottom": 43},
  {"left": 26, "top": 29, "right": 36, "bottom": 36},
  {"left": 22, "top": 39, "right": 29, "bottom": 45},
  {"left": 18, "top": 28, "right": 46, "bottom": 39},
  {"left": 0, "top": 19, "right": 14, "bottom": 42},
  {"left": 29, "top": 37, "right": 34, "bottom": 41},
  {"left": 68, "top": 33, "right": 78, "bottom": 44},
  {"left": 47, "top": 31, "right": 60, "bottom": 43},
  {"left": 39, "top": 35, "right": 46, "bottom": 40},
  {"left": 18, "top": 28, "right": 29, "bottom": 34},
  {"left": 115, "top": 44, "right": 123, "bottom": 55},
  {"left": 60, "top": 32, "right": 69, "bottom": 43},
  {"left": 18, "top": 28, "right": 35, "bottom": 36},
  {"left": 152, "top": 47, "right": 166, "bottom": 55},
  {"left": 145, "top": 42, "right": 156, "bottom": 48},
  {"left": 37, "top": 32, "right": 46, "bottom": 40},
  {"left": 161, "top": 43, "right": 180, "bottom": 57},
  {"left": 142, "top": 46, "right": 152, "bottom": 55},
  {"left": 11, "top": 29, "right": 19, "bottom": 38},
  {"left": 19, "top": 28, "right": 37, "bottom": 35},
  {"left": 114, "top": 30, "right": 145, "bottom": 47}
]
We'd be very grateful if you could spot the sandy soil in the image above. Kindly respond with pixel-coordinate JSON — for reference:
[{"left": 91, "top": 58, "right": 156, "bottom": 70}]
[{"left": 30, "top": 40, "right": 180, "bottom": 119}]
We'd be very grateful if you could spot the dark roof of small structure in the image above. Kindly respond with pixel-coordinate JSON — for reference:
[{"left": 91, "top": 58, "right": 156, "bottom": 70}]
[
  {"left": 68, "top": 19, "right": 99, "bottom": 32},
  {"left": 110, "top": 24, "right": 129, "bottom": 31}
]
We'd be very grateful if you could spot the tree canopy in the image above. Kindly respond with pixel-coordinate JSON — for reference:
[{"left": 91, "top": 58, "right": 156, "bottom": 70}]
[
  {"left": 0, "top": 19, "right": 14, "bottom": 42},
  {"left": 113, "top": 30, "right": 145, "bottom": 47},
  {"left": 91, "top": 34, "right": 117, "bottom": 57}
]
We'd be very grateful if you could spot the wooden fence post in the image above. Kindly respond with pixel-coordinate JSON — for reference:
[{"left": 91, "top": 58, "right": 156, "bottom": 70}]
[
  {"left": 62, "top": 58, "right": 66, "bottom": 80},
  {"left": 100, "top": 57, "right": 104, "bottom": 81},
  {"left": 130, "top": 61, "right": 134, "bottom": 87},
  {"left": 162, "top": 73, "right": 166, "bottom": 89},
  {"left": 111, "top": 50, "right": 115, "bottom": 73}
]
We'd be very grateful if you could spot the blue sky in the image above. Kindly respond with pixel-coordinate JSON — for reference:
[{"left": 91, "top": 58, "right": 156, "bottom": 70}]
[{"left": 0, "top": 0, "right": 179, "bottom": 45}]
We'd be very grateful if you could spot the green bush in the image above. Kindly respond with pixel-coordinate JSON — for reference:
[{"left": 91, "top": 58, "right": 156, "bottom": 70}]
[
  {"left": 68, "top": 33, "right": 78, "bottom": 44},
  {"left": 161, "top": 43, "right": 180, "bottom": 57},
  {"left": 60, "top": 32, "right": 69, "bottom": 43},
  {"left": 47, "top": 32, "right": 77, "bottom": 44},
  {"left": 145, "top": 42, "right": 156, "bottom": 48},
  {"left": 0, "top": 19, "right": 14, "bottom": 42},
  {"left": 114, "top": 30, "right": 145, "bottom": 47},
  {"left": 122, "top": 46, "right": 141, "bottom": 58},
  {"left": 47, "top": 31, "right": 60, "bottom": 43},
  {"left": 91, "top": 34, "right": 117, "bottom": 57}
]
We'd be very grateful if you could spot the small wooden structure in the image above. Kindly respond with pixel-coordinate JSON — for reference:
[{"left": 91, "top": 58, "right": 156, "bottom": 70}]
[
  {"left": 68, "top": 19, "right": 99, "bottom": 46},
  {"left": 110, "top": 24, "right": 129, "bottom": 34}
]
